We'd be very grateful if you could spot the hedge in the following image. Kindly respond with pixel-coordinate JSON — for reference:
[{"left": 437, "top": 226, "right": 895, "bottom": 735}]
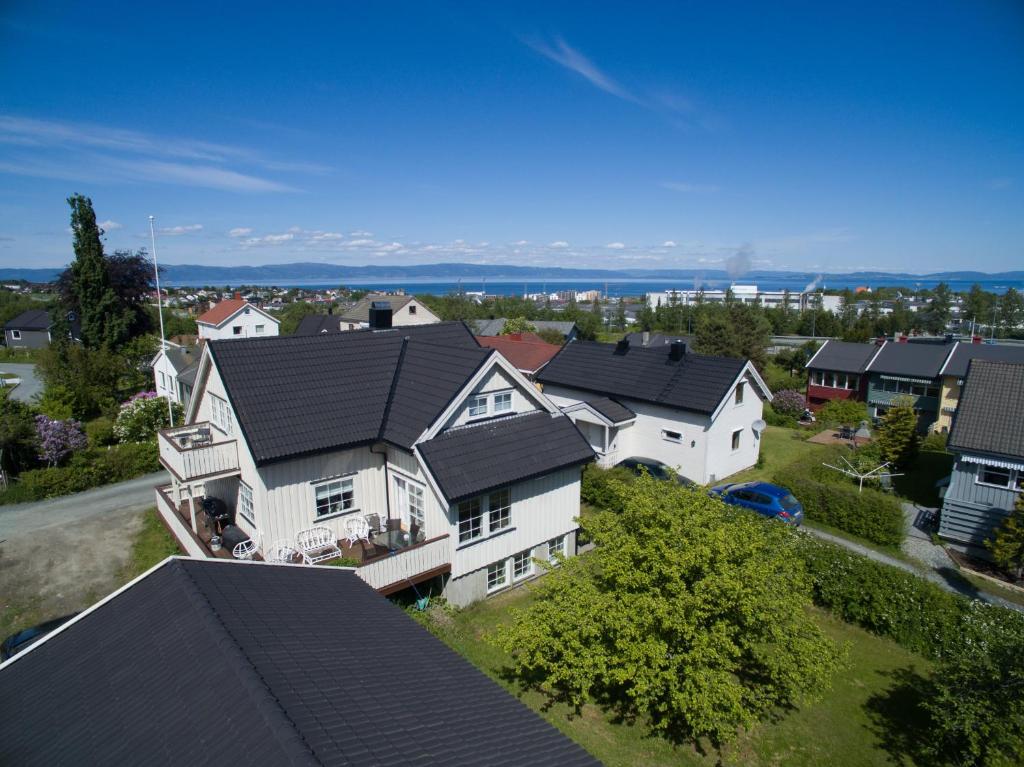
[
  {"left": 0, "top": 441, "right": 160, "bottom": 504},
  {"left": 797, "top": 534, "right": 1024, "bottom": 660},
  {"left": 580, "top": 463, "right": 635, "bottom": 509}
]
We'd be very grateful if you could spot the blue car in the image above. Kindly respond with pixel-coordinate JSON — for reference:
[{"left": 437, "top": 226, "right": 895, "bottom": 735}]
[{"left": 709, "top": 481, "right": 804, "bottom": 526}]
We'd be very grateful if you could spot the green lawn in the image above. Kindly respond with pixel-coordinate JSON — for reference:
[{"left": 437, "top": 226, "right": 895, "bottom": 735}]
[
  {"left": 723, "top": 425, "right": 825, "bottom": 485},
  {"left": 117, "top": 508, "right": 182, "bottom": 581},
  {"left": 415, "top": 586, "right": 932, "bottom": 767}
]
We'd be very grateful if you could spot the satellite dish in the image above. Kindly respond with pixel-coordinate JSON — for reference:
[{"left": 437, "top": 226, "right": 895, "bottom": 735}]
[{"left": 751, "top": 419, "right": 767, "bottom": 433}]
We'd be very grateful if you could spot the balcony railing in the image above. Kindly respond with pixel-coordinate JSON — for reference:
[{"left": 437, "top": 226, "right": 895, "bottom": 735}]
[
  {"left": 356, "top": 534, "right": 451, "bottom": 595},
  {"left": 158, "top": 422, "right": 240, "bottom": 482}
]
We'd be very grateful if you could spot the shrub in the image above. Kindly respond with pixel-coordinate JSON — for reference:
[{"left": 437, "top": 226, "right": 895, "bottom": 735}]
[
  {"left": 761, "top": 363, "right": 804, "bottom": 395},
  {"left": 113, "top": 392, "right": 183, "bottom": 443},
  {"left": 875, "top": 395, "right": 920, "bottom": 469},
  {"left": 34, "top": 414, "right": 87, "bottom": 467},
  {"left": 772, "top": 389, "right": 806, "bottom": 417},
  {"left": 921, "top": 431, "right": 949, "bottom": 453},
  {"left": 817, "top": 399, "right": 868, "bottom": 425},
  {"left": 580, "top": 463, "right": 634, "bottom": 509},
  {"left": 763, "top": 403, "right": 798, "bottom": 428},
  {"left": 85, "top": 416, "right": 116, "bottom": 447}
]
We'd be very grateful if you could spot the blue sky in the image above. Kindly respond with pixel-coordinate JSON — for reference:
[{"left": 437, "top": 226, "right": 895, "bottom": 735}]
[{"left": 1, "top": 1, "right": 1022, "bottom": 273}]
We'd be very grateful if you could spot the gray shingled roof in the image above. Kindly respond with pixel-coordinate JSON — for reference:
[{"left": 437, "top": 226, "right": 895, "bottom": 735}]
[
  {"left": 163, "top": 345, "right": 200, "bottom": 374},
  {"left": 0, "top": 558, "right": 599, "bottom": 767},
  {"left": 942, "top": 342, "right": 1024, "bottom": 378},
  {"left": 208, "top": 323, "right": 488, "bottom": 464},
  {"left": 624, "top": 332, "right": 694, "bottom": 348},
  {"left": 294, "top": 314, "right": 348, "bottom": 334},
  {"left": 867, "top": 341, "right": 955, "bottom": 378},
  {"left": 4, "top": 309, "right": 51, "bottom": 331},
  {"left": 419, "top": 412, "right": 595, "bottom": 502},
  {"left": 537, "top": 340, "right": 749, "bottom": 414},
  {"left": 806, "top": 340, "right": 878, "bottom": 374},
  {"left": 948, "top": 360, "right": 1024, "bottom": 461},
  {"left": 585, "top": 397, "right": 635, "bottom": 424},
  {"left": 338, "top": 294, "right": 416, "bottom": 323},
  {"left": 474, "top": 318, "right": 577, "bottom": 337}
]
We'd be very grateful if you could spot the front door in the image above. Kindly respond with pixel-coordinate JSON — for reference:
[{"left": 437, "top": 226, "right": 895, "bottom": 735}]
[{"left": 393, "top": 475, "right": 426, "bottom": 534}]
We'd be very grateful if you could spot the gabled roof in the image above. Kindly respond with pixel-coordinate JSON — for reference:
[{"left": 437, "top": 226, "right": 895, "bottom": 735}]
[
  {"left": 805, "top": 339, "right": 878, "bottom": 374},
  {"left": 207, "top": 323, "right": 488, "bottom": 464},
  {"left": 0, "top": 558, "right": 598, "bottom": 767},
  {"left": 418, "top": 412, "right": 594, "bottom": 502},
  {"left": 474, "top": 318, "right": 577, "bottom": 337},
  {"left": 4, "top": 308, "right": 51, "bottom": 331},
  {"left": 475, "top": 334, "right": 563, "bottom": 373},
  {"left": 941, "top": 342, "right": 1024, "bottom": 378},
  {"left": 537, "top": 341, "right": 757, "bottom": 415},
  {"left": 585, "top": 397, "right": 635, "bottom": 424},
  {"left": 337, "top": 294, "right": 425, "bottom": 323},
  {"left": 162, "top": 345, "right": 200, "bottom": 374},
  {"left": 295, "top": 314, "right": 347, "bottom": 334},
  {"left": 196, "top": 298, "right": 278, "bottom": 327},
  {"left": 866, "top": 340, "right": 956, "bottom": 379},
  {"left": 948, "top": 360, "right": 1024, "bottom": 461}
]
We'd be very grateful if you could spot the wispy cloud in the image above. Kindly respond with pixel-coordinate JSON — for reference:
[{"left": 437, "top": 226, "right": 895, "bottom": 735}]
[
  {"left": 549, "top": 240, "right": 570, "bottom": 248},
  {"left": 605, "top": 241, "right": 625, "bottom": 249},
  {"left": 523, "top": 37, "right": 639, "bottom": 104},
  {"left": 662, "top": 240, "right": 677, "bottom": 247},
  {"left": 158, "top": 224, "right": 203, "bottom": 236},
  {"left": 661, "top": 181, "right": 720, "bottom": 194},
  {"left": 228, "top": 227, "right": 253, "bottom": 237},
  {"left": 98, "top": 219, "right": 122, "bottom": 231}
]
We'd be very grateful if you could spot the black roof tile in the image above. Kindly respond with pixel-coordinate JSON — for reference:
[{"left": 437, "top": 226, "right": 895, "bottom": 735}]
[
  {"left": 537, "top": 340, "right": 748, "bottom": 414},
  {"left": 948, "top": 360, "right": 1024, "bottom": 461},
  {"left": 0, "top": 559, "right": 599, "bottom": 766},
  {"left": 4, "top": 308, "right": 51, "bottom": 331},
  {"left": 419, "top": 411, "right": 594, "bottom": 502},
  {"left": 942, "top": 342, "right": 1024, "bottom": 378},
  {"left": 585, "top": 397, "right": 635, "bottom": 424},
  {"left": 806, "top": 340, "right": 878, "bottom": 374},
  {"left": 867, "top": 341, "right": 955, "bottom": 379}
]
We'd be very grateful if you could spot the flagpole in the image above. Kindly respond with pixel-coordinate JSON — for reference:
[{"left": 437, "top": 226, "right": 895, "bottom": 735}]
[{"left": 148, "top": 216, "right": 174, "bottom": 428}]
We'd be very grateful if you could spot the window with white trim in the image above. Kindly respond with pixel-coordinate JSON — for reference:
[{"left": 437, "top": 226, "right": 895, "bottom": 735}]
[
  {"left": 978, "top": 465, "right": 1012, "bottom": 489},
  {"left": 486, "top": 560, "right": 508, "bottom": 592},
  {"left": 238, "top": 481, "right": 255, "bottom": 526},
  {"left": 512, "top": 549, "right": 534, "bottom": 580},
  {"left": 458, "top": 497, "right": 483, "bottom": 542},
  {"left": 255, "top": 324, "right": 265, "bottom": 334},
  {"left": 493, "top": 391, "right": 513, "bottom": 413},
  {"left": 10, "top": 329, "right": 21, "bottom": 340},
  {"left": 735, "top": 382, "right": 745, "bottom": 405},
  {"left": 408, "top": 304, "right": 417, "bottom": 315},
  {"left": 314, "top": 477, "right": 355, "bottom": 518},
  {"left": 232, "top": 326, "right": 242, "bottom": 335},
  {"left": 488, "top": 488, "right": 511, "bottom": 532},
  {"left": 662, "top": 429, "right": 682, "bottom": 443},
  {"left": 394, "top": 474, "right": 426, "bottom": 528},
  {"left": 731, "top": 428, "right": 742, "bottom": 451},
  {"left": 159, "top": 371, "right": 166, "bottom": 390},
  {"left": 210, "top": 394, "right": 233, "bottom": 435},
  {"left": 547, "top": 535, "right": 566, "bottom": 563},
  {"left": 468, "top": 395, "right": 488, "bottom": 418}
]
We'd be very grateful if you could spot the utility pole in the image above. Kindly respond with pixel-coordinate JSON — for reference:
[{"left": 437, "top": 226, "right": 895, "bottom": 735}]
[{"left": 148, "top": 216, "right": 175, "bottom": 428}]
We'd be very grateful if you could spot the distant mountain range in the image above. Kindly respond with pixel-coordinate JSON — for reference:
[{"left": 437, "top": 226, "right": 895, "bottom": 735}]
[{"left": 1, "top": 261, "right": 1022, "bottom": 286}]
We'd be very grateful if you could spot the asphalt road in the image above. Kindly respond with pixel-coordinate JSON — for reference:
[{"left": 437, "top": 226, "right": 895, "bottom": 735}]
[{"left": 0, "top": 362, "right": 42, "bottom": 403}]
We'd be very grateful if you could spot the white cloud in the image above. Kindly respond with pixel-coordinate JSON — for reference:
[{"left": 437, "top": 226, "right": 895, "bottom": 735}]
[
  {"left": 549, "top": 240, "right": 570, "bottom": 248},
  {"left": 513, "top": 239, "right": 529, "bottom": 246},
  {"left": 98, "top": 219, "right": 122, "bottom": 231},
  {"left": 158, "top": 224, "right": 203, "bottom": 236},
  {"left": 228, "top": 227, "right": 252, "bottom": 237},
  {"left": 349, "top": 230, "right": 373, "bottom": 237},
  {"left": 661, "top": 181, "right": 720, "bottom": 194},
  {"left": 376, "top": 242, "right": 404, "bottom": 252},
  {"left": 662, "top": 240, "right": 677, "bottom": 247},
  {"left": 310, "top": 231, "right": 343, "bottom": 241},
  {"left": 262, "top": 233, "right": 294, "bottom": 243},
  {"left": 605, "top": 241, "right": 625, "bottom": 249},
  {"left": 525, "top": 37, "right": 638, "bottom": 104},
  {"left": 347, "top": 238, "right": 376, "bottom": 247}
]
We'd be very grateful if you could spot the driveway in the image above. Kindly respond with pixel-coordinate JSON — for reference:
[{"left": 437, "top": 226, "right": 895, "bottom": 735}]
[{"left": 0, "top": 362, "right": 42, "bottom": 403}]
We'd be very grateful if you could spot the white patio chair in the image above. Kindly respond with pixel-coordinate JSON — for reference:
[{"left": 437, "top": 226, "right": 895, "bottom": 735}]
[
  {"left": 265, "top": 539, "right": 299, "bottom": 564},
  {"left": 295, "top": 526, "right": 343, "bottom": 565},
  {"left": 344, "top": 516, "right": 371, "bottom": 547},
  {"left": 233, "top": 532, "right": 261, "bottom": 560}
]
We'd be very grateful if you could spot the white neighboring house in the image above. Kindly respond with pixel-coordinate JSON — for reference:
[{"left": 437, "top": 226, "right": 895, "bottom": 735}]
[
  {"left": 337, "top": 294, "right": 440, "bottom": 329},
  {"left": 196, "top": 295, "right": 280, "bottom": 340},
  {"left": 150, "top": 342, "right": 201, "bottom": 407},
  {"left": 537, "top": 338, "right": 772, "bottom": 485},
  {"left": 153, "top": 322, "right": 594, "bottom": 607}
]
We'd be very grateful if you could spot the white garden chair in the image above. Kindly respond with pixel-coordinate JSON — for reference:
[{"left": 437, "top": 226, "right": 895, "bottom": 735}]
[
  {"left": 295, "top": 526, "right": 343, "bottom": 565},
  {"left": 265, "top": 540, "right": 299, "bottom": 564},
  {"left": 344, "top": 516, "right": 371, "bottom": 547},
  {"left": 233, "top": 532, "right": 260, "bottom": 560}
]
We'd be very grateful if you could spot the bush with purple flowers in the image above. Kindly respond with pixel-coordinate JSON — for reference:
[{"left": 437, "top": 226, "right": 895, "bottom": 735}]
[
  {"left": 772, "top": 389, "right": 806, "bottom": 418},
  {"left": 35, "top": 414, "right": 87, "bottom": 467}
]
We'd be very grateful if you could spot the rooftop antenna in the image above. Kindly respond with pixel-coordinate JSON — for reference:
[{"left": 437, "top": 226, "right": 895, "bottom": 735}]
[{"left": 148, "top": 215, "right": 175, "bottom": 428}]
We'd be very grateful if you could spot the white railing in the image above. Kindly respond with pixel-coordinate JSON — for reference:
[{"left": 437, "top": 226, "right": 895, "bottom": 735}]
[
  {"left": 154, "top": 484, "right": 207, "bottom": 558},
  {"left": 158, "top": 422, "right": 239, "bottom": 481},
  {"left": 356, "top": 535, "right": 451, "bottom": 593}
]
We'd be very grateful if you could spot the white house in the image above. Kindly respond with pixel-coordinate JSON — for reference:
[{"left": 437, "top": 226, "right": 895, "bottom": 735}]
[
  {"left": 150, "top": 342, "right": 201, "bottom": 407},
  {"left": 536, "top": 338, "right": 772, "bottom": 485},
  {"left": 154, "top": 321, "right": 594, "bottom": 607},
  {"left": 196, "top": 295, "right": 280, "bottom": 340}
]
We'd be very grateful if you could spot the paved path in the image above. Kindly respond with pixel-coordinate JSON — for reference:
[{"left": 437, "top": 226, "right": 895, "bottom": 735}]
[
  {"left": 0, "top": 471, "right": 168, "bottom": 539},
  {"left": 0, "top": 362, "right": 41, "bottom": 403}
]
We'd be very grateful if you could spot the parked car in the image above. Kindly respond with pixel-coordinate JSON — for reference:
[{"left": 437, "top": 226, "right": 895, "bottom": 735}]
[
  {"left": 1, "top": 613, "right": 79, "bottom": 661},
  {"left": 709, "top": 481, "right": 804, "bottom": 525},
  {"left": 615, "top": 457, "right": 695, "bottom": 487}
]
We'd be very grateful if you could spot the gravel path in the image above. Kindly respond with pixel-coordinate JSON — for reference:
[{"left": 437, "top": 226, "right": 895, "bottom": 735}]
[{"left": 0, "top": 362, "right": 42, "bottom": 403}]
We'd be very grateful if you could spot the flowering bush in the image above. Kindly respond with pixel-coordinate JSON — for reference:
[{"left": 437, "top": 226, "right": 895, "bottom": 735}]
[
  {"left": 34, "top": 414, "right": 87, "bottom": 467},
  {"left": 772, "top": 389, "right": 806, "bottom": 418},
  {"left": 113, "top": 391, "right": 183, "bottom": 444}
]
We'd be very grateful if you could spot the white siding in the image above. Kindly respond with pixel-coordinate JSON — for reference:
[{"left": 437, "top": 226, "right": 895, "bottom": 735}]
[
  {"left": 152, "top": 351, "right": 182, "bottom": 404},
  {"left": 198, "top": 305, "right": 279, "bottom": 340},
  {"left": 386, "top": 447, "right": 450, "bottom": 540},
  {"left": 446, "top": 367, "right": 539, "bottom": 428},
  {"left": 390, "top": 298, "right": 440, "bottom": 326},
  {"left": 703, "top": 376, "right": 765, "bottom": 484}
]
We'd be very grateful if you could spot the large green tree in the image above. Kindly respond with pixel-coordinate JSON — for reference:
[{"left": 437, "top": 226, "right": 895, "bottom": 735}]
[
  {"left": 875, "top": 395, "right": 920, "bottom": 468},
  {"left": 695, "top": 303, "right": 771, "bottom": 369},
  {"left": 494, "top": 475, "right": 843, "bottom": 748}
]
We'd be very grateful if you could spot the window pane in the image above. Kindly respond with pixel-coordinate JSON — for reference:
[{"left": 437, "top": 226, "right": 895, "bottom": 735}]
[
  {"left": 486, "top": 561, "right": 507, "bottom": 592},
  {"left": 488, "top": 488, "right": 511, "bottom": 531},
  {"left": 547, "top": 535, "right": 566, "bottom": 562},
  {"left": 408, "top": 483, "right": 425, "bottom": 526},
  {"left": 732, "top": 430, "right": 741, "bottom": 450},
  {"left": 735, "top": 383, "right": 744, "bottom": 403},
  {"left": 980, "top": 466, "right": 1012, "bottom": 487},
  {"left": 458, "top": 498, "right": 483, "bottom": 541},
  {"left": 512, "top": 549, "right": 533, "bottom": 580},
  {"left": 468, "top": 395, "right": 488, "bottom": 417},
  {"left": 238, "top": 482, "right": 255, "bottom": 526},
  {"left": 315, "top": 478, "right": 354, "bottom": 517},
  {"left": 493, "top": 392, "right": 512, "bottom": 413}
]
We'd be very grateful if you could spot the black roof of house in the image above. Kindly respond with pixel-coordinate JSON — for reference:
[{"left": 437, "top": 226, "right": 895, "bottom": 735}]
[
  {"left": 418, "top": 411, "right": 595, "bottom": 502},
  {"left": 866, "top": 341, "right": 955, "bottom": 379},
  {"left": 941, "top": 342, "right": 1024, "bottom": 378},
  {"left": 948, "top": 360, "right": 1024, "bottom": 461},
  {"left": 623, "top": 331, "right": 694, "bottom": 348},
  {"left": 537, "top": 340, "right": 749, "bottom": 414},
  {"left": 208, "top": 323, "right": 487, "bottom": 465},
  {"left": 585, "top": 397, "right": 635, "bottom": 424},
  {"left": 4, "top": 308, "right": 51, "bottom": 331},
  {"left": 0, "top": 559, "right": 599, "bottom": 767},
  {"left": 806, "top": 340, "right": 878, "bottom": 374}
]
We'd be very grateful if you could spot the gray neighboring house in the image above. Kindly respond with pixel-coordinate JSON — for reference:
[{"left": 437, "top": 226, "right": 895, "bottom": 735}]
[
  {"left": 940, "top": 359, "right": 1024, "bottom": 546},
  {"left": 474, "top": 318, "right": 578, "bottom": 341},
  {"left": 3, "top": 309, "right": 53, "bottom": 349}
]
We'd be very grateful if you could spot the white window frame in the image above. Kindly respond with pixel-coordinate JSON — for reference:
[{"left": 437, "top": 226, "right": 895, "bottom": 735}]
[
  {"left": 731, "top": 428, "right": 742, "bottom": 452},
  {"left": 661, "top": 429, "right": 683, "bottom": 443},
  {"left": 486, "top": 560, "right": 508, "bottom": 593},
  {"left": 210, "top": 394, "right": 233, "bottom": 435},
  {"left": 394, "top": 474, "right": 426, "bottom": 529},
  {"left": 458, "top": 497, "right": 483, "bottom": 542},
  {"left": 735, "top": 381, "right": 745, "bottom": 405},
  {"left": 238, "top": 481, "right": 255, "bottom": 526},
  {"left": 313, "top": 477, "right": 356, "bottom": 519},
  {"left": 159, "top": 371, "right": 166, "bottom": 390},
  {"left": 547, "top": 535, "right": 566, "bottom": 563},
  {"left": 10, "top": 329, "right": 20, "bottom": 340},
  {"left": 493, "top": 391, "right": 513, "bottom": 414},
  {"left": 512, "top": 549, "right": 534, "bottom": 581},
  {"left": 976, "top": 465, "right": 1013, "bottom": 490},
  {"left": 468, "top": 394, "right": 489, "bottom": 418},
  {"left": 255, "top": 324, "right": 265, "bottom": 334},
  {"left": 488, "top": 488, "right": 511, "bottom": 532}
]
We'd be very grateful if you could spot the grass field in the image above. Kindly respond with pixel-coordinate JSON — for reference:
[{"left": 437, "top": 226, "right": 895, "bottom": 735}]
[
  {"left": 117, "top": 508, "right": 183, "bottom": 582},
  {"left": 721, "top": 425, "right": 825, "bottom": 485},
  {"left": 415, "top": 585, "right": 932, "bottom": 766}
]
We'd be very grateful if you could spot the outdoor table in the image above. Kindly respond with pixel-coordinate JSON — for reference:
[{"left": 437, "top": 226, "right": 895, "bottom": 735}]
[{"left": 372, "top": 529, "right": 411, "bottom": 551}]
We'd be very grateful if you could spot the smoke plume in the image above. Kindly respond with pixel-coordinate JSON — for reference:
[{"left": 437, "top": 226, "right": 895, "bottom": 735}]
[{"left": 726, "top": 243, "right": 753, "bottom": 280}]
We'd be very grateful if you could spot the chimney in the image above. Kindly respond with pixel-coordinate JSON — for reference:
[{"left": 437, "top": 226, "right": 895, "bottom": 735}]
[
  {"left": 669, "top": 341, "right": 687, "bottom": 361},
  {"left": 898, "top": 334, "right": 908, "bottom": 343},
  {"left": 369, "top": 301, "right": 393, "bottom": 330},
  {"left": 973, "top": 335, "right": 982, "bottom": 344},
  {"left": 615, "top": 338, "right": 630, "bottom": 354},
  {"left": 642, "top": 331, "right": 650, "bottom": 347},
  {"left": 234, "top": 291, "right": 241, "bottom": 300}
]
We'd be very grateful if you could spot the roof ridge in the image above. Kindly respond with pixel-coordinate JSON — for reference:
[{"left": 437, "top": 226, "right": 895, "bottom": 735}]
[
  {"left": 378, "top": 336, "right": 410, "bottom": 440},
  {"left": 174, "top": 561, "right": 321, "bottom": 766}
]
